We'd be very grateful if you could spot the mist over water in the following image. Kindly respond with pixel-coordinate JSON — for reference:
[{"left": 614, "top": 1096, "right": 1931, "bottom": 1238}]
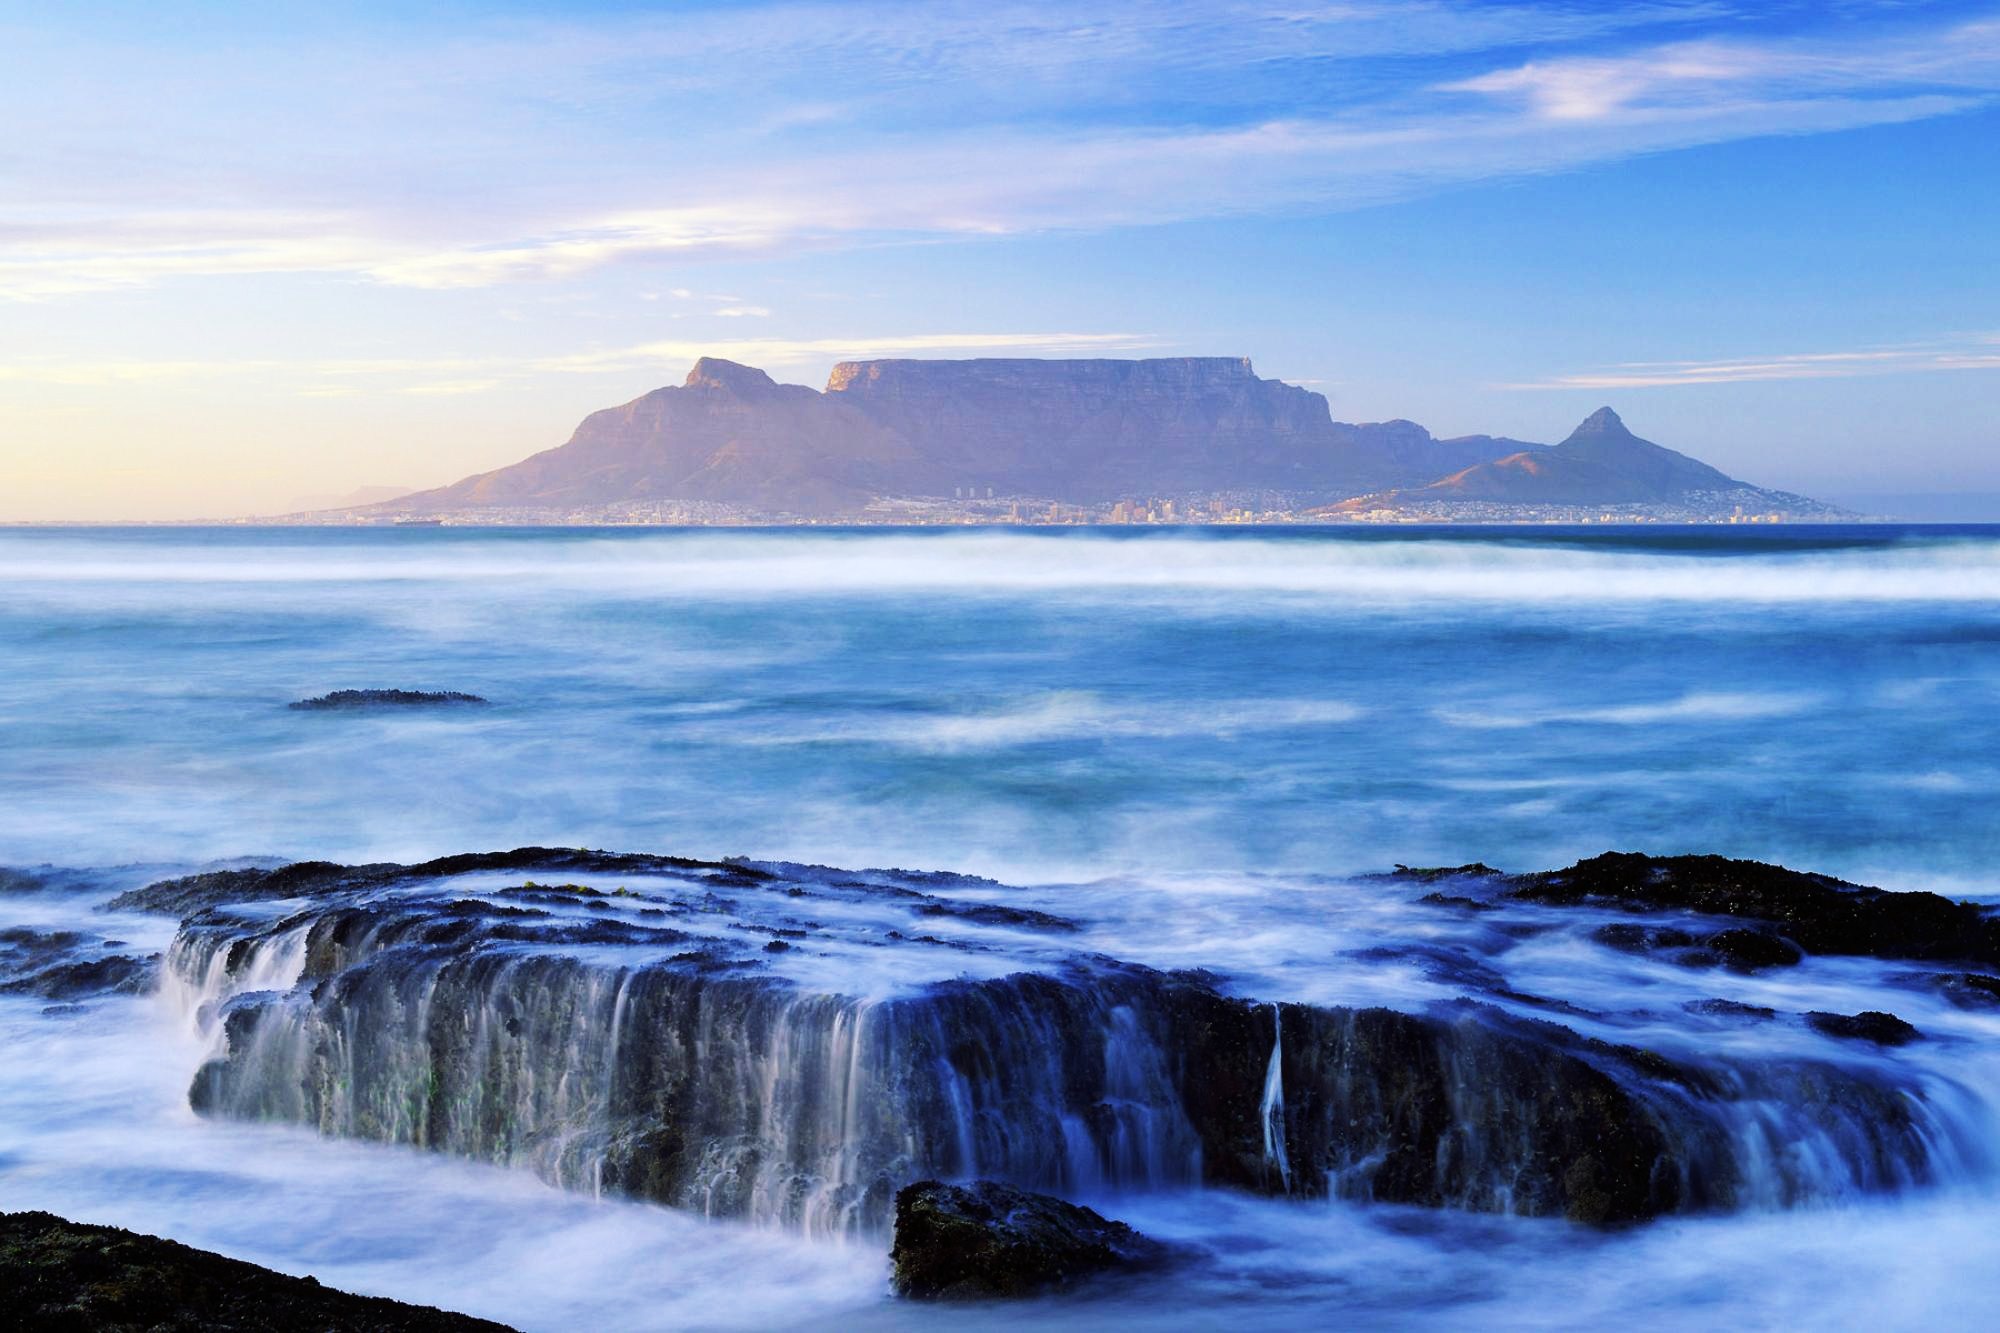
[
  {"left": 5, "top": 525, "right": 2000, "bottom": 885},
  {"left": 6, "top": 524, "right": 2000, "bottom": 1329}
]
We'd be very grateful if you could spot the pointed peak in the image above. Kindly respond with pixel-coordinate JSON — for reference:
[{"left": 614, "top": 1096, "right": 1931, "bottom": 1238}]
[
  {"left": 684, "top": 357, "right": 778, "bottom": 393},
  {"left": 1572, "top": 406, "right": 1629, "bottom": 436}
]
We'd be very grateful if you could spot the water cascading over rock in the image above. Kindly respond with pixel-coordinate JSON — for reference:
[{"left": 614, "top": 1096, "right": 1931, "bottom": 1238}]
[{"left": 143, "top": 850, "right": 1985, "bottom": 1236}]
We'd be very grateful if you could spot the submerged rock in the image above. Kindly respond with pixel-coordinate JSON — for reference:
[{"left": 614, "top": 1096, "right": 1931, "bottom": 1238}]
[
  {"left": 0, "top": 1210, "right": 512, "bottom": 1331},
  {"left": 889, "top": 1180, "right": 1169, "bottom": 1300},
  {"left": 289, "top": 689, "right": 489, "bottom": 710},
  {"left": 111, "top": 848, "right": 752, "bottom": 917},
  {"left": 1903, "top": 971, "right": 2000, "bottom": 1009},
  {"left": 1593, "top": 923, "right": 1802, "bottom": 973},
  {"left": 1704, "top": 928, "right": 1805, "bottom": 972},
  {"left": 0, "top": 926, "right": 156, "bottom": 999},
  {"left": 1806, "top": 1010, "right": 1922, "bottom": 1046},
  {"left": 1684, "top": 999, "right": 1778, "bottom": 1023}
]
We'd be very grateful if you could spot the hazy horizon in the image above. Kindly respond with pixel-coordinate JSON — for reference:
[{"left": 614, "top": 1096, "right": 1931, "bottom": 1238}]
[{"left": 3, "top": 1, "right": 1997, "bottom": 521}]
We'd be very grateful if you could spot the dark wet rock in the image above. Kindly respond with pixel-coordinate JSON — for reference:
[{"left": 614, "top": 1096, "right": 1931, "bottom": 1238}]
[
  {"left": 0, "top": 927, "right": 157, "bottom": 999},
  {"left": 1899, "top": 971, "right": 2000, "bottom": 1009},
  {"left": 0, "top": 954, "right": 156, "bottom": 1000},
  {"left": 1243, "top": 999, "right": 1676, "bottom": 1225},
  {"left": 0, "top": 1210, "right": 513, "bottom": 1331},
  {"left": 1594, "top": 923, "right": 1699, "bottom": 954},
  {"left": 289, "top": 689, "right": 489, "bottom": 710},
  {"left": 1489, "top": 989, "right": 1605, "bottom": 1021},
  {"left": 1684, "top": 998, "right": 1779, "bottom": 1022},
  {"left": 889, "top": 1180, "right": 1170, "bottom": 1300},
  {"left": 1379, "top": 863, "right": 1507, "bottom": 884},
  {"left": 1806, "top": 1010, "right": 1922, "bottom": 1046},
  {"left": 1510, "top": 852, "right": 2000, "bottom": 966},
  {"left": 1417, "top": 892, "right": 1500, "bottom": 911},
  {"left": 1592, "top": 921, "right": 1800, "bottom": 973},
  {"left": 913, "top": 900, "right": 1079, "bottom": 933},
  {"left": 1348, "top": 943, "right": 1507, "bottom": 993},
  {"left": 110, "top": 848, "right": 757, "bottom": 917},
  {"left": 1705, "top": 928, "right": 1804, "bottom": 972}
]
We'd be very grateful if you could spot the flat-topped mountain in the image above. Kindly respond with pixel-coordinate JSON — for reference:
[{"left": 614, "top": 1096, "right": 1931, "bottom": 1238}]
[
  {"left": 389, "top": 358, "right": 937, "bottom": 516},
  {"left": 369, "top": 356, "right": 1542, "bottom": 518},
  {"left": 358, "top": 356, "right": 1832, "bottom": 521}
]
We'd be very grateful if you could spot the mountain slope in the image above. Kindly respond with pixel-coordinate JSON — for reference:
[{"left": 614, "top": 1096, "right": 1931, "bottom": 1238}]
[{"left": 387, "top": 359, "right": 938, "bottom": 515}]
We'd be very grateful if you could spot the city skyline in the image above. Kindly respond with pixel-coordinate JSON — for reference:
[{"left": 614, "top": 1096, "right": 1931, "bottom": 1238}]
[{"left": 4, "top": 1, "right": 1998, "bottom": 520}]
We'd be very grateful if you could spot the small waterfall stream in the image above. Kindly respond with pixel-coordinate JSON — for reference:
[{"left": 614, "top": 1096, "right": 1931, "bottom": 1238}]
[{"left": 1261, "top": 1004, "right": 1292, "bottom": 1193}]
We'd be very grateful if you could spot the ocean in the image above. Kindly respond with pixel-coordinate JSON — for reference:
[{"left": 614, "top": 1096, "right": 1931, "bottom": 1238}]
[{"left": 4, "top": 523, "right": 2000, "bottom": 1329}]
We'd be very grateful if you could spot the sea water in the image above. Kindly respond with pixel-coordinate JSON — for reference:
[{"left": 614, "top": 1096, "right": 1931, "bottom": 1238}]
[{"left": 4, "top": 523, "right": 2000, "bottom": 1329}]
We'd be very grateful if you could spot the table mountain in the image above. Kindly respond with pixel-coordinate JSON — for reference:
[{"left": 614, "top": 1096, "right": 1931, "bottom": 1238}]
[{"left": 367, "top": 357, "right": 1542, "bottom": 517}]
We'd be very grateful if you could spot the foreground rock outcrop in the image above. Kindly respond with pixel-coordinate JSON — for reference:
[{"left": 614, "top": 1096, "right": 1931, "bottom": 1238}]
[
  {"left": 125, "top": 847, "right": 1980, "bottom": 1237},
  {"left": 889, "top": 1180, "right": 1169, "bottom": 1300},
  {"left": 0, "top": 1211, "right": 511, "bottom": 1332}
]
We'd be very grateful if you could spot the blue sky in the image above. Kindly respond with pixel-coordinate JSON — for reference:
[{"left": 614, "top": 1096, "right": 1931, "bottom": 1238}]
[{"left": 2, "top": 0, "right": 1996, "bottom": 517}]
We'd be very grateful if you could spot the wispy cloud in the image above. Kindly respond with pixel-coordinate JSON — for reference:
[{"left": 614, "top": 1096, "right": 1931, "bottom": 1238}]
[
  {"left": 0, "top": 332, "right": 1162, "bottom": 389},
  {"left": 2, "top": 5, "right": 1993, "bottom": 300},
  {"left": 531, "top": 332, "right": 1165, "bottom": 374},
  {"left": 1512, "top": 333, "right": 2000, "bottom": 389},
  {"left": 1445, "top": 17, "right": 2000, "bottom": 122},
  {"left": 401, "top": 379, "right": 502, "bottom": 396}
]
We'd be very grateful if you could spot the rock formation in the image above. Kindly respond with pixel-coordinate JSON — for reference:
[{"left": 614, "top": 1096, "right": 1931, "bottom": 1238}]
[
  {"left": 124, "top": 847, "right": 1986, "bottom": 1239},
  {"left": 0, "top": 1211, "right": 512, "bottom": 1331},
  {"left": 889, "top": 1180, "right": 1170, "bottom": 1300}
]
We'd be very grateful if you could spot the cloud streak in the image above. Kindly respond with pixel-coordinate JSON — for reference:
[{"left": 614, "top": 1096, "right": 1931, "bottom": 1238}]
[
  {"left": 1, "top": 5, "right": 1993, "bottom": 300},
  {"left": 1514, "top": 334, "right": 2000, "bottom": 389},
  {"left": 0, "top": 332, "right": 1163, "bottom": 390}
]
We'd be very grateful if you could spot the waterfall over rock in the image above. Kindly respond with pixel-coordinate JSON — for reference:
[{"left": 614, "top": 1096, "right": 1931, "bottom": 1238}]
[{"left": 147, "top": 851, "right": 1989, "bottom": 1235}]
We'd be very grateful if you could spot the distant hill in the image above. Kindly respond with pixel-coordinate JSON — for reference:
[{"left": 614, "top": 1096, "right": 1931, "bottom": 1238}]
[
  {"left": 1325, "top": 417, "right": 1547, "bottom": 495},
  {"left": 1323, "top": 407, "right": 1844, "bottom": 519},
  {"left": 1413, "top": 407, "right": 1735, "bottom": 503},
  {"left": 368, "top": 356, "right": 1539, "bottom": 517}
]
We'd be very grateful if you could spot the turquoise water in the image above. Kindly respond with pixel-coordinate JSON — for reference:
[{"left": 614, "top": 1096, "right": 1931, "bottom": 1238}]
[{"left": 3, "top": 524, "right": 1999, "bottom": 886}]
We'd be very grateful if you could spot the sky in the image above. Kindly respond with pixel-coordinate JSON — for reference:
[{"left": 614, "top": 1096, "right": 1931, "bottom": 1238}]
[{"left": 1, "top": 0, "right": 1996, "bottom": 520}]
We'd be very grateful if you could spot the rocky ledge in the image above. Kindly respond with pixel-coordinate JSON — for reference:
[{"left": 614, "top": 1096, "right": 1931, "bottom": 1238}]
[
  {"left": 110, "top": 845, "right": 1994, "bottom": 1239},
  {"left": 0, "top": 926, "right": 156, "bottom": 1002},
  {"left": 0, "top": 1211, "right": 511, "bottom": 1332},
  {"left": 1487, "top": 851, "right": 2000, "bottom": 965}
]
